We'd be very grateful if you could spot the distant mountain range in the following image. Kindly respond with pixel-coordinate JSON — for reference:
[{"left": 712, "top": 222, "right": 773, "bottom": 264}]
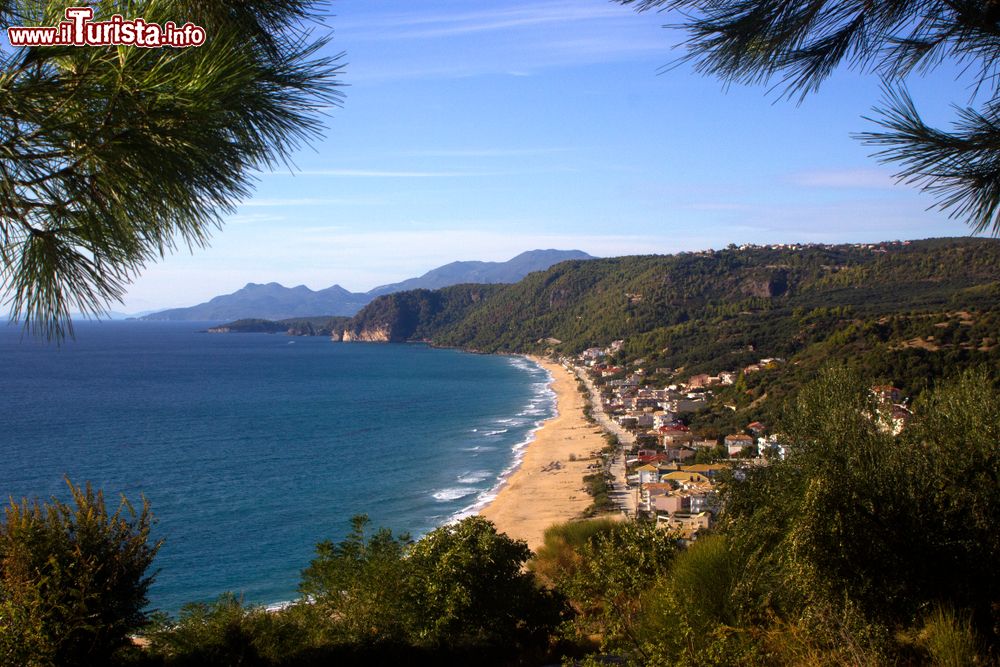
[{"left": 141, "top": 250, "right": 594, "bottom": 321}]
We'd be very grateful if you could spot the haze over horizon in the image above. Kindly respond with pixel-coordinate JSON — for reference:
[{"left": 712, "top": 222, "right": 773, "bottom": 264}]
[{"left": 119, "top": 0, "right": 984, "bottom": 313}]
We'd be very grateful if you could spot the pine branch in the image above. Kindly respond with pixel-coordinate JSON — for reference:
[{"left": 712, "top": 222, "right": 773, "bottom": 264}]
[
  {"left": 861, "top": 85, "right": 1000, "bottom": 235},
  {"left": 0, "top": 0, "right": 344, "bottom": 339}
]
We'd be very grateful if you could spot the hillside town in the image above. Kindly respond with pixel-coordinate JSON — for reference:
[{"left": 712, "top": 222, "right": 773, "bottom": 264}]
[{"left": 562, "top": 339, "right": 913, "bottom": 543}]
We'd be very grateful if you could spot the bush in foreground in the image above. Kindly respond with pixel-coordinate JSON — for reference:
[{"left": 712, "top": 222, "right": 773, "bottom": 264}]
[
  {"left": 0, "top": 480, "right": 159, "bottom": 667},
  {"left": 145, "top": 517, "right": 569, "bottom": 666}
]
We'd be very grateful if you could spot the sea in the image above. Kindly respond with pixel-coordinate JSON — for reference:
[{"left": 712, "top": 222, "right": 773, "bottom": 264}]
[{"left": 0, "top": 321, "right": 555, "bottom": 614}]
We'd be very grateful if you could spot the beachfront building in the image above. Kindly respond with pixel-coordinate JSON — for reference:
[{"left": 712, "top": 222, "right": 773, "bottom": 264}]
[{"left": 637, "top": 464, "right": 660, "bottom": 485}]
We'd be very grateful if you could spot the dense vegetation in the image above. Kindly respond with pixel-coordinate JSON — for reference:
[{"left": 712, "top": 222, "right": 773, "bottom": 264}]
[
  {"left": 0, "top": 482, "right": 159, "bottom": 667},
  {"left": 208, "top": 317, "right": 351, "bottom": 336},
  {"left": 348, "top": 239, "right": 998, "bottom": 355},
  {"left": 339, "top": 284, "right": 506, "bottom": 342}
]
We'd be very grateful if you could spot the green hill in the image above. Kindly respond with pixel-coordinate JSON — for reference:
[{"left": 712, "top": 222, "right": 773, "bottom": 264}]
[{"left": 341, "top": 238, "right": 1000, "bottom": 424}]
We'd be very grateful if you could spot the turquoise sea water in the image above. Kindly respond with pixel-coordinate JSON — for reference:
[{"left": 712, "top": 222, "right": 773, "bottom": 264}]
[{"left": 0, "top": 321, "right": 554, "bottom": 614}]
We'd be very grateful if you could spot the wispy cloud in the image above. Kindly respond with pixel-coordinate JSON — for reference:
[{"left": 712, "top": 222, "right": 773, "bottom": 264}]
[
  {"left": 340, "top": 0, "right": 670, "bottom": 82},
  {"left": 285, "top": 228, "right": 668, "bottom": 270},
  {"left": 225, "top": 213, "right": 286, "bottom": 226},
  {"left": 341, "top": 2, "right": 630, "bottom": 41},
  {"left": 790, "top": 168, "right": 902, "bottom": 189},
  {"left": 267, "top": 166, "right": 579, "bottom": 178},
  {"left": 682, "top": 202, "right": 752, "bottom": 212},
  {"left": 272, "top": 169, "right": 476, "bottom": 178},
  {"left": 395, "top": 147, "right": 572, "bottom": 158},
  {"left": 240, "top": 197, "right": 376, "bottom": 207}
]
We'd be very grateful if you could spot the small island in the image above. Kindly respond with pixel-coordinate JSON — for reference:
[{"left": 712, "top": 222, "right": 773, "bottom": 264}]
[{"left": 206, "top": 316, "right": 351, "bottom": 336}]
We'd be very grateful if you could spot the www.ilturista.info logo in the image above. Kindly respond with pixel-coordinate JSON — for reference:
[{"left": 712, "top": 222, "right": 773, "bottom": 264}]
[{"left": 6, "top": 7, "right": 205, "bottom": 48}]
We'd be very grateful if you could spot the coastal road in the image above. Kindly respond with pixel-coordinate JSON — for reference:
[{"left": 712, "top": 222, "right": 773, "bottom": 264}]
[
  {"left": 571, "top": 366, "right": 635, "bottom": 447},
  {"left": 570, "top": 365, "right": 638, "bottom": 517},
  {"left": 607, "top": 453, "right": 638, "bottom": 517}
]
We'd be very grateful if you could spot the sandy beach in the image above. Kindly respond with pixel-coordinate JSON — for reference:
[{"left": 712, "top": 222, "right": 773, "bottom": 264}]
[{"left": 479, "top": 356, "right": 609, "bottom": 551}]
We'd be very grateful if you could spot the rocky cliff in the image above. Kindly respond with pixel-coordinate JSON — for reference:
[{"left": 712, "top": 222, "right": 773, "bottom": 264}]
[{"left": 339, "top": 326, "right": 393, "bottom": 343}]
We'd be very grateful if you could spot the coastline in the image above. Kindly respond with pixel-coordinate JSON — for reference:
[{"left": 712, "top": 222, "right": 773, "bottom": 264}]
[{"left": 478, "top": 356, "right": 609, "bottom": 551}]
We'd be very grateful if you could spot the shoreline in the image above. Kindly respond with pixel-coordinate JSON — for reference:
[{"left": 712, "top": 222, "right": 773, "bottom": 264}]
[{"left": 478, "top": 356, "right": 610, "bottom": 551}]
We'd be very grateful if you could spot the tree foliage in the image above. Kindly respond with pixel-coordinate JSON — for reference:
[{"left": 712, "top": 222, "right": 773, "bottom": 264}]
[
  {"left": 529, "top": 518, "right": 621, "bottom": 588},
  {"left": 557, "top": 520, "right": 678, "bottom": 655},
  {"left": 298, "top": 514, "right": 412, "bottom": 646},
  {"left": 718, "top": 366, "right": 1000, "bottom": 655},
  {"left": 0, "top": 0, "right": 342, "bottom": 337},
  {"left": 552, "top": 367, "right": 1000, "bottom": 665},
  {"left": 407, "top": 516, "right": 569, "bottom": 652},
  {"left": 722, "top": 367, "right": 920, "bottom": 623},
  {"left": 297, "top": 515, "right": 568, "bottom": 661},
  {"left": 0, "top": 480, "right": 160, "bottom": 667},
  {"left": 636, "top": 535, "right": 755, "bottom": 666},
  {"left": 617, "top": 0, "right": 1000, "bottom": 234},
  {"left": 144, "top": 593, "right": 329, "bottom": 667}
]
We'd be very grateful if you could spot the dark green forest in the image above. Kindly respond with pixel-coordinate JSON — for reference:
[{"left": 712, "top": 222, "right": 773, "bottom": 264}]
[{"left": 342, "top": 239, "right": 998, "bottom": 354}]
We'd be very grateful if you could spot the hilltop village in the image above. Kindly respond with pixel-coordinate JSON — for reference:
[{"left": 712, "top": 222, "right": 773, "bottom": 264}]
[{"left": 560, "top": 339, "right": 913, "bottom": 542}]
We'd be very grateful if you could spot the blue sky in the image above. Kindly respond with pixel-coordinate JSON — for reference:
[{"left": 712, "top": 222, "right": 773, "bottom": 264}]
[{"left": 122, "top": 0, "right": 982, "bottom": 312}]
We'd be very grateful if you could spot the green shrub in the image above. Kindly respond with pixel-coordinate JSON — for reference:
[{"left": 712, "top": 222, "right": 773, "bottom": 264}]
[
  {"left": 560, "top": 520, "right": 678, "bottom": 653},
  {"left": 144, "top": 594, "right": 325, "bottom": 666},
  {"left": 299, "top": 515, "right": 567, "bottom": 661},
  {"left": 529, "top": 518, "right": 620, "bottom": 587},
  {"left": 0, "top": 480, "right": 159, "bottom": 667}
]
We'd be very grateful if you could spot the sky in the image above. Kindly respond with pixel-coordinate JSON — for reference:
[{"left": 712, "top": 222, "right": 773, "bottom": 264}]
[{"left": 118, "top": 0, "right": 983, "bottom": 312}]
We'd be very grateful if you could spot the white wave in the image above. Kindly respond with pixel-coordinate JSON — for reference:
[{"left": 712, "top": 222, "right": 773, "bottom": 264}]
[
  {"left": 506, "top": 357, "right": 534, "bottom": 372},
  {"left": 444, "top": 423, "right": 549, "bottom": 524},
  {"left": 433, "top": 487, "right": 478, "bottom": 502},
  {"left": 440, "top": 355, "right": 559, "bottom": 526},
  {"left": 457, "top": 470, "right": 492, "bottom": 484},
  {"left": 483, "top": 428, "right": 508, "bottom": 436}
]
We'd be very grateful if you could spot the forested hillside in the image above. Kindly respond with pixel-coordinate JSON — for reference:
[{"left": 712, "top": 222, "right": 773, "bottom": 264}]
[
  {"left": 207, "top": 316, "right": 351, "bottom": 335},
  {"left": 339, "top": 238, "right": 1000, "bottom": 427},
  {"left": 348, "top": 237, "right": 990, "bottom": 348},
  {"left": 429, "top": 238, "right": 999, "bottom": 350},
  {"left": 337, "top": 284, "right": 507, "bottom": 342}
]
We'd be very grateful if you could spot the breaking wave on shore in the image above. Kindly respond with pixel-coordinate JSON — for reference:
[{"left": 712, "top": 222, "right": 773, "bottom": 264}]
[{"left": 437, "top": 357, "right": 556, "bottom": 523}]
